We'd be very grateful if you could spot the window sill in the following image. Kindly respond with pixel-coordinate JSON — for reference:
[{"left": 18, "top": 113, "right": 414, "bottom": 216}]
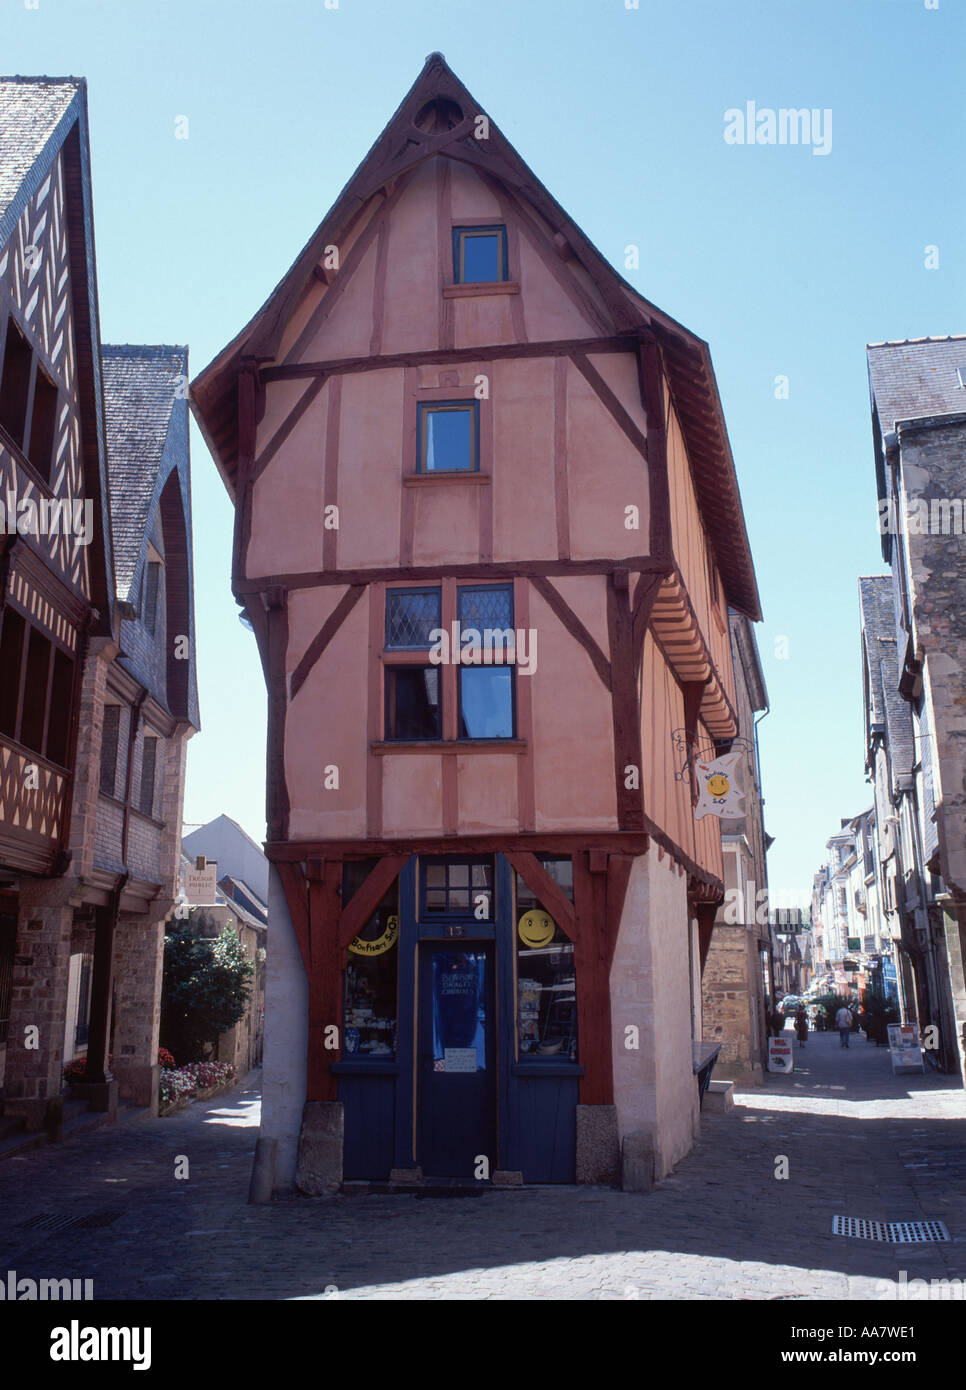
[
  {"left": 442, "top": 282, "right": 519, "bottom": 299},
  {"left": 404, "top": 472, "right": 490, "bottom": 486},
  {"left": 372, "top": 740, "right": 526, "bottom": 755}
]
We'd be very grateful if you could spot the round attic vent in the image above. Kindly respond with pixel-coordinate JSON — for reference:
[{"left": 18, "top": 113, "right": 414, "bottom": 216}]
[{"left": 414, "top": 98, "right": 463, "bottom": 133}]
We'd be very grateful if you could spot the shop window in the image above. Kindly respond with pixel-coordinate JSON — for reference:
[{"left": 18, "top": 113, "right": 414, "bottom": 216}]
[
  {"left": 418, "top": 401, "right": 478, "bottom": 472},
  {"left": 139, "top": 734, "right": 158, "bottom": 816},
  {"left": 45, "top": 649, "right": 74, "bottom": 767},
  {"left": 515, "top": 861, "right": 577, "bottom": 1061},
  {"left": 100, "top": 704, "right": 121, "bottom": 796},
  {"left": 19, "top": 627, "right": 52, "bottom": 754},
  {"left": 452, "top": 226, "right": 507, "bottom": 283},
  {"left": 385, "top": 666, "right": 440, "bottom": 740},
  {"left": 0, "top": 609, "right": 26, "bottom": 738},
  {"left": 421, "top": 856, "right": 494, "bottom": 919},
  {"left": 0, "top": 318, "right": 32, "bottom": 449},
  {"left": 386, "top": 587, "right": 440, "bottom": 648},
  {"left": 342, "top": 859, "right": 399, "bottom": 1059},
  {"left": 27, "top": 367, "right": 58, "bottom": 481},
  {"left": 457, "top": 585, "right": 514, "bottom": 739}
]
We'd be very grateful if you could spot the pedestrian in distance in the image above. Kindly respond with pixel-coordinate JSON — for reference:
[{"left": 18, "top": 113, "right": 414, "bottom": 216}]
[
  {"left": 794, "top": 1006, "right": 808, "bottom": 1047},
  {"left": 835, "top": 1003, "right": 853, "bottom": 1048}
]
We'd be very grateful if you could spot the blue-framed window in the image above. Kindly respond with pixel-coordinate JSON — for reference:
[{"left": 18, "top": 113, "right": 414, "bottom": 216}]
[
  {"left": 452, "top": 225, "right": 508, "bottom": 284},
  {"left": 418, "top": 401, "right": 478, "bottom": 473},
  {"left": 386, "top": 587, "right": 441, "bottom": 648},
  {"left": 420, "top": 856, "right": 495, "bottom": 920},
  {"left": 457, "top": 584, "right": 515, "bottom": 740},
  {"left": 341, "top": 859, "right": 400, "bottom": 1060},
  {"left": 515, "top": 859, "right": 577, "bottom": 1062}
]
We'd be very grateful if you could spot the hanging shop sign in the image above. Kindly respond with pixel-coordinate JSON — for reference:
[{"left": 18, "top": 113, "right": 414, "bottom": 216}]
[
  {"left": 348, "top": 914, "right": 399, "bottom": 957},
  {"left": 694, "top": 752, "right": 746, "bottom": 820},
  {"left": 184, "top": 858, "right": 219, "bottom": 905},
  {"left": 887, "top": 1023, "right": 924, "bottom": 1075},
  {"left": 767, "top": 1034, "right": 794, "bottom": 1074},
  {"left": 518, "top": 909, "right": 555, "bottom": 949}
]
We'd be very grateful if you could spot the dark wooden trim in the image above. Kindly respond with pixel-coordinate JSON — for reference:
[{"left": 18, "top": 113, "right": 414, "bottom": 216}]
[
  {"left": 234, "top": 555, "right": 669, "bottom": 597},
  {"left": 553, "top": 356, "right": 571, "bottom": 559},
  {"left": 571, "top": 352, "right": 648, "bottom": 461},
  {"left": 265, "top": 589, "right": 290, "bottom": 841},
  {"left": 681, "top": 678, "right": 709, "bottom": 805},
  {"left": 307, "top": 857, "right": 342, "bottom": 1102},
  {"left": 604, "top": 853, "right": 634, "bottom": 970},
  {"left": 276, "top": 859, "right": 310, "bottom": 974},
  {"left": 631, "top": 569, "right": 667, "bottom": 657},
  {"left": 530, "top": 574, "right": 611, "bottom": 691},
  {"left": 232, "top": 365, "right": 258, "bottom": 584},
  {"left": 607, "top": 568, "right": 644, "bottom": 832},
  {"left": 281, "top": 191, "right": 390, "bottom": 368},
  {"left": 289, "top": 583, "right": 365, "bottom": 701},
  {"left": 251, "top": 375, "right": 326, "bottom": 485},
  {"left": 259, "top": 336, "right": 631, "bottom": 382},
  {"left": 572, "top": 850, "right": 612, "bottom": 1105},
  {"left": 504, "top": 850, "right": 577, "bottom": 939},
  {"left": 337, "top": 853, "right": 407, "bottom": 949},
  {"left": 322, "top": 374, "right": 341, "bottom": 571},
  {"left": 265, "top": 832, "right": 651, "bottom": 860},
  {"left": 639, "top": 337, "right": 671, "bottom": 561},
  {"left": 641, "top": 813, "right": 722, "bottom": 894}
]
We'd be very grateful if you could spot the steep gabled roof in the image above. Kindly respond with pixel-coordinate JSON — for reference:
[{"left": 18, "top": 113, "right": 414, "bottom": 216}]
[
  {"left": 101, "top": 345, "right": 188, "bottom": 601},
  {"left": 0, "top": 76, "right": 114, "bottom": 625},
  {"left": 0, "top": 77, "right": 80, "bottom": 242},
  {"left": 191, "top": 53, "right": 760, "bottom": 620},
  {"left": 868, "top": 336, "right": 966, "bottom": 431}
]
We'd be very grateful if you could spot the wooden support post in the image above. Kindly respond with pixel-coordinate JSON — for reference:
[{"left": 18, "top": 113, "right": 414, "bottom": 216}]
[
  {"left": 84, "top": 902, "right": 117, "bottom": 1085},
  {"left": 607, "top": 567, "right": 644, "bottom": 832},
  {"left": 306, "top": 856, "right": 342, "bottom": 1102},
  {"left": 573, "top": 850, "right": 613, "bottom": 1105}
]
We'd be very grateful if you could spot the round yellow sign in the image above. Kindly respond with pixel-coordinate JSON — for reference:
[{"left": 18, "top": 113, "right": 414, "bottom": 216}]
[
  {"left": 348, "top": 914, "right": 399, "bottom": 957},
  {"left": 707, "top": 773, "right": 730, "bottom": 798},
  {"left": 518, "top": 909, "right": 555, "bottom": 949}
]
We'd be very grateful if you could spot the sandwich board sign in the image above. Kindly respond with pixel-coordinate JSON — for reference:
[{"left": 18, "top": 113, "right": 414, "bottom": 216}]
[
  {"left": 768, "top": 1035, "right": 794, "bottom": 1074},
  {"left": 887, "top": 1023, "right": 924, "bottom": 1074}
]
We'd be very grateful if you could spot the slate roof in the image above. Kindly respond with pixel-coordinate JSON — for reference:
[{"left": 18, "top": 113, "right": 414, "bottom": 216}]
[
  {"left": 101, "top": 345, "right": 188, "bottom": 602},
  {"left": 858, "top": 574, "right": 914, "bottom": 781},
  {"left": 0, "top": 77, "right": 81, "bottom": 241},
  {"left": 867, "top": 336, "right": 966, "bottom": 431}
]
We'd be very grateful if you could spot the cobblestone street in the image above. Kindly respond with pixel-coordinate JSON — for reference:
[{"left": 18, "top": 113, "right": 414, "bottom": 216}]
[{"left": 2, "top": 1026, "right": 964, "bottom": 1301}]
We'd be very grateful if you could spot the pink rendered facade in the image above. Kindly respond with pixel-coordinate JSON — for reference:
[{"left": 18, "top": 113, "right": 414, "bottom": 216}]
[{"left": 193, "top": 54, "right": 761, "bottom": 1192}]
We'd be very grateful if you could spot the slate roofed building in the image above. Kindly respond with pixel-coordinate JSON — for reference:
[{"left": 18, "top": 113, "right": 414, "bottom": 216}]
[
  {"left": 863, "top": 335, "right": 966, "bottom": 1080},
  {"left": 0, "top": 78, "right": 198, "bottom": 1141},
  {"left": 192, "top": 54, "right": 765, "bottom": 1194}
]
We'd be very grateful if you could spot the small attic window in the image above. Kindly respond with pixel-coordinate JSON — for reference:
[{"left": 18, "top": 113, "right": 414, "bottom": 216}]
[
  {"left": 414, "top": 98, "right": 463, "bottom": 133},
  {"left": 453, "top": 226, "right": 507, "bottom": 284}
]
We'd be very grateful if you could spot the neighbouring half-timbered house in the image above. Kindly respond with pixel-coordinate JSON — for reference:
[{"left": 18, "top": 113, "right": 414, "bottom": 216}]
[
  {"left": 0, "top": 79, "right": 198, "bottom": 1141},
  {"left": 192, "top": 54, "right": 761, "bottom": 1192}
]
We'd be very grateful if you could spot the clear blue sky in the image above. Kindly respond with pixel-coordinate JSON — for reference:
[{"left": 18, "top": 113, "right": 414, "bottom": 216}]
[{"left": 7, "top": 0, "right": 964, "bottom": 905}]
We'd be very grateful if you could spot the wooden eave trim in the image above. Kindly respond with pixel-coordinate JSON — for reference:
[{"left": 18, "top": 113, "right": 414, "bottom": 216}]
[
  {"left": 259, "top": 336, "right": 630, "bottom": 383},
  {"left": 232, "top": 555, "right": 669, "bottom": 598}
]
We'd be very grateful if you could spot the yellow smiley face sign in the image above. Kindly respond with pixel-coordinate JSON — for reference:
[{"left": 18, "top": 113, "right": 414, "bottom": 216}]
[
  {"left": 518, "top": 909, "right": 555, "bottom": 949},
  {"left": 707, "top": 773, "right": 730, "bottom": 798},
  {"left": 348, "top": 914, "right": 399, "bottom": 957}
]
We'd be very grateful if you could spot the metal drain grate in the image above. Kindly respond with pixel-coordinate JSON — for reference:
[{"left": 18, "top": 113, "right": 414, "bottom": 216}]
[
  {"left": 833, "top": 1215, "right": 949, "bottom": 1243},
  {"left": 18, "top": 1210, "right": 121, "bottom": 1233}
]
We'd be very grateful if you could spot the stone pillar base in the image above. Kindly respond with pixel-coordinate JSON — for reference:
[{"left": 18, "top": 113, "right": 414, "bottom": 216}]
[
  {"left": 621, "top": 1131, "right": 654, "bottom": 1193},
  {"left": 113, "top": 1061, "right": 159, "bottom": 1114},
  {"left": 389, "top": 1166, "right": 423, "bottom": 1184},
  {"left": 575, "top": 1104, "right": 620, "bottom": 1185},
  {"left": 295, "top": 1101, "right": 344, "bottom": 1195},
  {"left": 69, "top": 1079, "right": 118, "bottom": 1119}
]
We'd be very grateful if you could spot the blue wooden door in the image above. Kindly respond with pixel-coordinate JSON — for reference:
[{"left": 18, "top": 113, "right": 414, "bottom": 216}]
[{"left": 418, "top": 944, "right": 496, "bottom": 1180}]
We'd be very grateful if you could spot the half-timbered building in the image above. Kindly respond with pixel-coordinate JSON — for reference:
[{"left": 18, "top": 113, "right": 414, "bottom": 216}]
[
  {"left": 0, "top": 79, "right": 198, "bottom": 1140},
  {"left": 192, "top": 54, "right": 761, "bottom": 1192}
]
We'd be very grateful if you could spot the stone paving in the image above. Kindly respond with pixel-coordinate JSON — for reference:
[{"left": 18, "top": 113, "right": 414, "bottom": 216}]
[{"left": 1, "top": 1024, "right": 965, "bottom": 1300}]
